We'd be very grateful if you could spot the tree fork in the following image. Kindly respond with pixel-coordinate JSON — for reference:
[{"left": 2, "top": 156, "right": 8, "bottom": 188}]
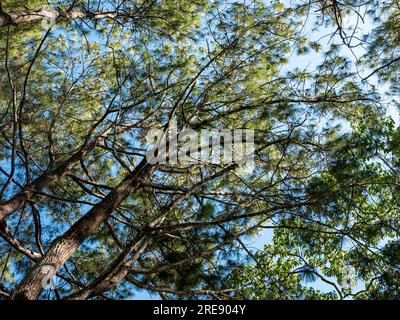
[{"left": 11, "top": 159, "right": 157, "bottom": 300}]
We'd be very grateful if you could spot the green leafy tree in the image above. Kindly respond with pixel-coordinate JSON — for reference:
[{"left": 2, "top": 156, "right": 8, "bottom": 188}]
[{"left": 0, "top": 0, "right": 398, "bottom": 300}]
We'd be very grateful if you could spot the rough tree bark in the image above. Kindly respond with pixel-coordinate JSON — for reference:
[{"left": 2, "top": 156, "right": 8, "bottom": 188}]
[
  {"left": 11, "top": 159, "right": 157, "bottom": 300},
  {"left": 0, "top": 7, "right": 141, "bottom": 29}
]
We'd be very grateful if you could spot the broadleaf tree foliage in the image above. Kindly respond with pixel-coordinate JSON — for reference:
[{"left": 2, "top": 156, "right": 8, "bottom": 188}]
[{"left": 0, "top": 0, "right": 399, "bottom": 300}]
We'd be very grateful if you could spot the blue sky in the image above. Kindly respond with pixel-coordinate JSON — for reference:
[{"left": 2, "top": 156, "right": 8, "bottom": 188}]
[{"left": 2, "top": 0, "right": 398, "bottom": 300}]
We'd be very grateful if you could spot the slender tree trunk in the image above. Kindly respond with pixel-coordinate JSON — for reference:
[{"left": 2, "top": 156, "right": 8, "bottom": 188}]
[
  {"left": 0, "top": 7, "right": 140, "bottom": 29},
  {"left": 11, "top": 159, "right": 156, "bottom": 300},
  {"left": 68, "top": 237, "right": 150, "bottom": 300}
]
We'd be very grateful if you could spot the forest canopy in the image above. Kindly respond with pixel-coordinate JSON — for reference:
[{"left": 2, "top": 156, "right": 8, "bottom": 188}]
[{"left": 0, "top": 0, "right": 399, "bottom": 300}]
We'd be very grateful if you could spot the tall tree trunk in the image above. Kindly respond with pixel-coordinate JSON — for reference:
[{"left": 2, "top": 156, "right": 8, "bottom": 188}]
[{"left": 12, "top": 159, "right": 157, "bottom": 300}]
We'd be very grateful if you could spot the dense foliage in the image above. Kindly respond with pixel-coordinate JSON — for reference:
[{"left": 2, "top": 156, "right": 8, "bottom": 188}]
[{"left": 0, "top": 0, "right": 399, "bottom": 300}]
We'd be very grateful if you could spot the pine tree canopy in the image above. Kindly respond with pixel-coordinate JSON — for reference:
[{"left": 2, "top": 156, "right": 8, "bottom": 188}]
[{"left": 0, "top": 0, "right": 399, "bottom": 300}]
